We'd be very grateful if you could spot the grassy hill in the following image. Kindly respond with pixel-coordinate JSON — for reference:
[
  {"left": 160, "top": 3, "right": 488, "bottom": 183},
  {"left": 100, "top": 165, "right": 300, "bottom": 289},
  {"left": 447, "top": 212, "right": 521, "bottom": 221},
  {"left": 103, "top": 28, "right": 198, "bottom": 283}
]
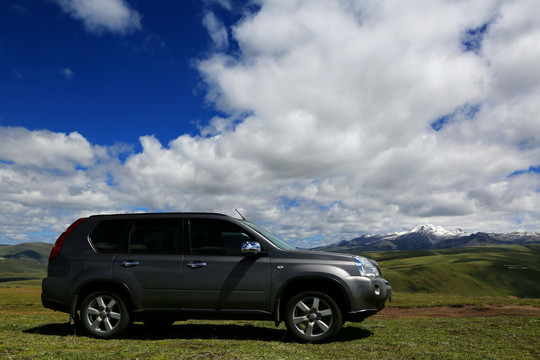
[
  {"left": 0, "top": 242, "right": 52, "bottom": 265},
  {"left": 362, "top": 244, "right": 540, "bottom": 298},
  {"left": 1, "top": 242, "right": 539, "bottom": 298},
  {"left": 0, "top": 242, "right": 51, "bottom": 285}
]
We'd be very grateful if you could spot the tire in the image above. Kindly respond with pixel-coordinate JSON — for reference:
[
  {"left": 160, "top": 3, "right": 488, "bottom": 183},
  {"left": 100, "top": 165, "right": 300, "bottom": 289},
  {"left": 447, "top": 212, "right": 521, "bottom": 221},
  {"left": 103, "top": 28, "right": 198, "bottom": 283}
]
[
  {"left": 284, "top": 291, "right": 342, "bottom": 343},
  {"left": 80, "top": 291, "right": 130, "bottom": 339}
]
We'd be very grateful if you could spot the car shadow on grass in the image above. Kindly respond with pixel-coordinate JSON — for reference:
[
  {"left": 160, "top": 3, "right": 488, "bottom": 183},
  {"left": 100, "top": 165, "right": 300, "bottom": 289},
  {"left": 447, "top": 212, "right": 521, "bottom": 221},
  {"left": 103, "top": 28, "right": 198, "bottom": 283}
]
[
  {"left": 24, "top": 322, "right": 372, "bottom": 342},
  {"left": 127, "top": 323, "right": 288, "bottom": 341},
  {"left": 24, "top": 322, "right": 74, "bottom": 336}
]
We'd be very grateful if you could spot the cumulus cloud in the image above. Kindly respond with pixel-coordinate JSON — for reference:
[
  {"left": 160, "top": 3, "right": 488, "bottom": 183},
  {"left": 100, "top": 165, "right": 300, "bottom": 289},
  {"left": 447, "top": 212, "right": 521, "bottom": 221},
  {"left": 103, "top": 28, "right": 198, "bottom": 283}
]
[
  {"left": 2, "top": 0, "right": 540, "bottom": 246},
  {"left": 54, "top": 0, "right": 141, "bottom": 35},
  {"left": 0, "top": 127, "right": 117, "bottom": 244},
  {"left": 0, "top": 127, "right": 95, "bottom": 171}
]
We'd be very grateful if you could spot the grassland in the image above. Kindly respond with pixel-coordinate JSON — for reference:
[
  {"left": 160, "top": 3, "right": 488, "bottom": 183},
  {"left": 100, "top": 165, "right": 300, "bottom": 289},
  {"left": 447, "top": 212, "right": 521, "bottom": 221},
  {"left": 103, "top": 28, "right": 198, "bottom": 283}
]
[
  {"left": 0, "top": 243, "right": 538, "bottom": 359},
  {"left": 365, "top": 244, "right": 540, "bottom": 298},
  {"left": 0, "top": 286, "right": 538, "bottom": 359}
]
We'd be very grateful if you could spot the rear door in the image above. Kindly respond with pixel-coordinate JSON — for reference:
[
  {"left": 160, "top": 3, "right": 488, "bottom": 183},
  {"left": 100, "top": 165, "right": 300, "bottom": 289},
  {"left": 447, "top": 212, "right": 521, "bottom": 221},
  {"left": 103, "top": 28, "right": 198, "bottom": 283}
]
[
  {"left": 182, "top": 218, "right": 271, "bottom": 312},
  {"left": 112, "top": 218, "right": 184, "bottom": 310}
]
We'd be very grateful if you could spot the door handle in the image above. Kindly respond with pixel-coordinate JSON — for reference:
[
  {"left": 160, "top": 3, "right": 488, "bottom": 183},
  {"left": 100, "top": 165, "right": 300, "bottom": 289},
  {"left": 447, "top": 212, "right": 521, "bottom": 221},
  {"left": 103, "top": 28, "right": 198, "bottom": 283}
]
[
  {"left": 186, "top": 261, "right": 206, "bottom": 268},
  {"left": 120, "top": 260, "right": 140, "bottom": 267}
]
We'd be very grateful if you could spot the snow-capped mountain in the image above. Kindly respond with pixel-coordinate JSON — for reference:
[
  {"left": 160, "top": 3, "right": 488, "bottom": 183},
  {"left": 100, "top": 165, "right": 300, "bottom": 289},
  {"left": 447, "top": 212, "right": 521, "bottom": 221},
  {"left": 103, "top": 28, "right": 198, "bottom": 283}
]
[
  {"left": 410, "top": 224, "right": 466, "bottom": 237},
  {"left": 315, "top": 224, "right": 540, "bottom": 252}
]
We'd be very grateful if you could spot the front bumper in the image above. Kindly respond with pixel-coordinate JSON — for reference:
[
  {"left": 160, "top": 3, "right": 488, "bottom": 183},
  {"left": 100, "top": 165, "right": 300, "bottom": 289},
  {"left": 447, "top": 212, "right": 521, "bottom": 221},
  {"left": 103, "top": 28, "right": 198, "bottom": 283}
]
[
  {"left": 345, "top": 276, "right": 392, "bottom": 322},
  {"left": 348, "top": 308, "right": 381, "bottom": 322}
]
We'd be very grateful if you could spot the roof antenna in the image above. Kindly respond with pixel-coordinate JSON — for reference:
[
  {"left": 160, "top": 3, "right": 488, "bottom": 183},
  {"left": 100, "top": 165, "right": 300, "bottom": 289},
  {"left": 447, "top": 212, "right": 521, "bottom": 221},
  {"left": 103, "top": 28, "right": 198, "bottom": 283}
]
[{"left": 235, "top": 209, "right": 246, "bottom": 220}]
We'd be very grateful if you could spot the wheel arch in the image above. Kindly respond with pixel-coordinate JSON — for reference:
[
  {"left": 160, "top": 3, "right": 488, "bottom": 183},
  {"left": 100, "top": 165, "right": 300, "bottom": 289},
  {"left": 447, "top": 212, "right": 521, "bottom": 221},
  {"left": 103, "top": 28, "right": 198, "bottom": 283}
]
[
  {"left": 275, "top": 276, "right": 350, "bottom": 324},
  {"left": 75, "top": 280, "right": 134, "bottom": 312}
]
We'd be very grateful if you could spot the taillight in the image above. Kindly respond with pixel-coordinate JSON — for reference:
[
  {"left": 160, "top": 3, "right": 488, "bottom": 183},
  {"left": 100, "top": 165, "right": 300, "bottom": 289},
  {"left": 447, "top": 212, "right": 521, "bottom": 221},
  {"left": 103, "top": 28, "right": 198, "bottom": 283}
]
[{"left": 49, "top": 218, "right": 86, "bottom": 260}]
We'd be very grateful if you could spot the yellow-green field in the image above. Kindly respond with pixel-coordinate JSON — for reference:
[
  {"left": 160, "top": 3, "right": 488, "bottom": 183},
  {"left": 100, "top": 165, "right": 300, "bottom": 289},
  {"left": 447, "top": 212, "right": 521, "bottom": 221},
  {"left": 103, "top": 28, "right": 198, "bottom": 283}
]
[
  {"left": 0, "top": 286, "right": 538, "bottom": 359},
  {"left": 1, "top": 243, "right": 539, "bottom": 359},
  {"left": 366, "top": 244, "right": 540, "bottom": 298}
]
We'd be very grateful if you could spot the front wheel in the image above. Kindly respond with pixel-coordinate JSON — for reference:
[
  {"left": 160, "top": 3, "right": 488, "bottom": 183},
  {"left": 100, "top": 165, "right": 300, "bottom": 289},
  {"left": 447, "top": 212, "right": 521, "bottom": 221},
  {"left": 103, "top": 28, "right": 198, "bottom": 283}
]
[
  {"left": 284, "top": 291, "right": 342, "bottom": 343},
  {"left": 80, "top": 291, "right": 130, "bottom": 339}
]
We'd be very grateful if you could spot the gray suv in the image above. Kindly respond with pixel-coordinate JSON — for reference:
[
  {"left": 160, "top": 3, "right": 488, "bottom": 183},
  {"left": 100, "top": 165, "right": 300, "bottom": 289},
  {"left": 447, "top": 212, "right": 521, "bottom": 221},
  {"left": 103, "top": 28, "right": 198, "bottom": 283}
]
[{"left": 42, "top": 213, "right": 392, "bottom": 342}]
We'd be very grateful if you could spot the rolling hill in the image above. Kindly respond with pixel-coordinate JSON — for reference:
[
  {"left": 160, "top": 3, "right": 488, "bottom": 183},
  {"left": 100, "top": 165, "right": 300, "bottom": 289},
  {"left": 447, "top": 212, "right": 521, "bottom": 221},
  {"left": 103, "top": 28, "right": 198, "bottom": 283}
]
[
  {"left": 0, "top": 242, "right": 52, "bottom": 284},
  {"left": 1, "top": 242, "right": 538, "bottom": 298},
  {"left": 361, "top": 244, "right": 540, "bottom": 298},
  {"left": 0, "top": 242, "right": 52, "bottom": 264}
]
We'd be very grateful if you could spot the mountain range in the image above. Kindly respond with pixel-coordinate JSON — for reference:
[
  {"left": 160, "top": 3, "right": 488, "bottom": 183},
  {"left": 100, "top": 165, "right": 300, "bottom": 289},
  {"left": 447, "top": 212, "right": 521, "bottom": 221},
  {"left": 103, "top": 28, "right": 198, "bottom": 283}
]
[
  {"left": 1, "top": 225, "right": 540, "bottom": 263},
  {"left": 315, "top": 224, "right": 540, "bottom": 252}
]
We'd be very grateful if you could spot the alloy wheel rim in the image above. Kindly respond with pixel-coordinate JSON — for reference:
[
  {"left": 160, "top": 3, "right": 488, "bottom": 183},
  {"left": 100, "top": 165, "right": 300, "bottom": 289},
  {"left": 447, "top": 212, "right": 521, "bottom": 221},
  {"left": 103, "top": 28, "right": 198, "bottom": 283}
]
[
  {"left": 291, "top": 296, "right": 333, "bottom": 337},
  {"left": 85, "top": 295, "right": 122, "bottom": 333}
]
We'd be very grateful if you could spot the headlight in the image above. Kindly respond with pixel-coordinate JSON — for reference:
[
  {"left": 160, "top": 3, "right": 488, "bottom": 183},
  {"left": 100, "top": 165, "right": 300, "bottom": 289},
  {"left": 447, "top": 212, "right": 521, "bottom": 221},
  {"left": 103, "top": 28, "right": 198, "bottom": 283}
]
[{"left": 353, "top": 256, "right": 380, "bottom": 277}]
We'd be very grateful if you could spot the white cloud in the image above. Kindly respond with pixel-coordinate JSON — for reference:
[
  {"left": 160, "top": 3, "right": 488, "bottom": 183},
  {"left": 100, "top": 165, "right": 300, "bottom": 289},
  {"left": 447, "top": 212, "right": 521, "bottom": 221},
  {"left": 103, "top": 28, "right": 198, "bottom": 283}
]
[
  {"left": 2, "top": 0, "right": 540, "bottom": 246},
  {"left": 0, "top": 127, "right": 95, "bottom": 171},
  {"left": 61, "top": 68, "right": 75, "bottom": 79},
  {"left": 202, "top": 11, "right": 229, "bottom": 50},
  {"left": 54, "top": 0, "right": 141, "bottom": 35},
  {"left": 0, "top": 127, "right": 118, "bottom": 244}
]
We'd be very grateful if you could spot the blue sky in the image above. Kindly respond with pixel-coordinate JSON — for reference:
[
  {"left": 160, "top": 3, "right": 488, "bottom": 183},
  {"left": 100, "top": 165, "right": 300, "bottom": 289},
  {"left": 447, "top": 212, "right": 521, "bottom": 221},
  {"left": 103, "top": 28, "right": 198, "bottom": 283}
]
[
  {"left": 1, "top": 0, "right": 539, "bottom": 246},
  {"left": 1, "top": 0, "right": 234, "bottom": 146}
]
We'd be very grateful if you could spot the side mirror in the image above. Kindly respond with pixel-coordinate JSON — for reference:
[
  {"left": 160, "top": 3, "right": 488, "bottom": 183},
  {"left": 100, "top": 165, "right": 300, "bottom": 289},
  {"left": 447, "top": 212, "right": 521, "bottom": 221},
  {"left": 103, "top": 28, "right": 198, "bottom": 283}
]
[{"left": 241, "top": 241, "right": 261, "bottom": 255}]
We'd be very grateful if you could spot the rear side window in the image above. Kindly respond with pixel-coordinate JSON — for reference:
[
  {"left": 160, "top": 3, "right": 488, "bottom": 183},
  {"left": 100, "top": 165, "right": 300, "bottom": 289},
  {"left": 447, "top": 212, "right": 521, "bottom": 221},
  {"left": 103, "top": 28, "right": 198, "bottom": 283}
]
[
  {"left": 90, "top": 219, "right": 130, "bottom": 253},
  {"left": 128, "top": 219, "right": 181, "bottom": 254},
  {"left": 189, "top": 219, "right": 252, "bottom": 256}
]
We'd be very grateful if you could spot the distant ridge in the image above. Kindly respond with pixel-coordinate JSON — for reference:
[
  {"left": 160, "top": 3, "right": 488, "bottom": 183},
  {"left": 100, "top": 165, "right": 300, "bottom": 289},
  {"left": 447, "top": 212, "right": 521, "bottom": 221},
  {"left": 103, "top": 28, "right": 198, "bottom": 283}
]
[
  {"left": 0, "top": 242, "right": 52, "bottom": 267},
  {"left": 315, "top": 224, "right": 540, "bottom": 252}
]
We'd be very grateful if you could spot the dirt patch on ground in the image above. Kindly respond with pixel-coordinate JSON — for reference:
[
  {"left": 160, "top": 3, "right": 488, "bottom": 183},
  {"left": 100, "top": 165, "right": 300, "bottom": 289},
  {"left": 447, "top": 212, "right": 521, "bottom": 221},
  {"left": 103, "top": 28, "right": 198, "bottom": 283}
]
[{"left": 376, "top": 305, "right": 540, "bottom": 319}]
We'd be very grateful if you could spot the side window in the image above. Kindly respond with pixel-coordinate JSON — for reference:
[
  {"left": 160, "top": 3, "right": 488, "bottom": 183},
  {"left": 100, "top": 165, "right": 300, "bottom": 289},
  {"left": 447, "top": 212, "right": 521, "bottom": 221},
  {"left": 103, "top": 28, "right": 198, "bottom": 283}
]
[
  {"left": 89, "top": 219, "right": 130, "bottom": 253},
  {"left": 189, "top": 219, "right": 252, "bottom": 256},
  {"left": 128, "top": 219, "right": 180, "bottom": 254}
]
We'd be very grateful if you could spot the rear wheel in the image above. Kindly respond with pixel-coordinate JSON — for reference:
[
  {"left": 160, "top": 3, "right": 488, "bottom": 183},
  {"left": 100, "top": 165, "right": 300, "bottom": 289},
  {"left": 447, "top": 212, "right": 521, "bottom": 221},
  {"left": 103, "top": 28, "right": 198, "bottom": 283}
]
[
  {"left": 284, "top": 291, "right": 342, "bottom": 343},
  {"left": 80, "top": 291, "right": 130, "bottom": 339}
]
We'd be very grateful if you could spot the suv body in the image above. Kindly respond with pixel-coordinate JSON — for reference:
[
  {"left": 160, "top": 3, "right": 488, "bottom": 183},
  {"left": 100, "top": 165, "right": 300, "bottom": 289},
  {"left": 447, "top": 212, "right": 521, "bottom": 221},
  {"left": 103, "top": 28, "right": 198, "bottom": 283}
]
[{"left": 42, "top": 213, "right": 392, "bottom": 342}]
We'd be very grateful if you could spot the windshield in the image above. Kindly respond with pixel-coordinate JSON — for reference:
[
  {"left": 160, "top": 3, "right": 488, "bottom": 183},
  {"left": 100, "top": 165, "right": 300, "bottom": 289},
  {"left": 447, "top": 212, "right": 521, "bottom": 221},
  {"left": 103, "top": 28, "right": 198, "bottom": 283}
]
[{"left": 242, "top": 221, "right": 294, "bottom": 250}]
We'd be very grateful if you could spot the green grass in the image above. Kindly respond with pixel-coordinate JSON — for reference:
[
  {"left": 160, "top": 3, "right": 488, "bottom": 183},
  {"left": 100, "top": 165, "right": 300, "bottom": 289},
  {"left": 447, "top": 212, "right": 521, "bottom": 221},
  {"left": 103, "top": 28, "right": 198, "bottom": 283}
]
[
  {"left": 1, "top": 243, "right": 539, "bottom": 358},
  {"left": 365, "top": 244, "right": 540, "bottom": 298},
  {"left": 0, "top": 287, "right": 538, "bottom": 359}
]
